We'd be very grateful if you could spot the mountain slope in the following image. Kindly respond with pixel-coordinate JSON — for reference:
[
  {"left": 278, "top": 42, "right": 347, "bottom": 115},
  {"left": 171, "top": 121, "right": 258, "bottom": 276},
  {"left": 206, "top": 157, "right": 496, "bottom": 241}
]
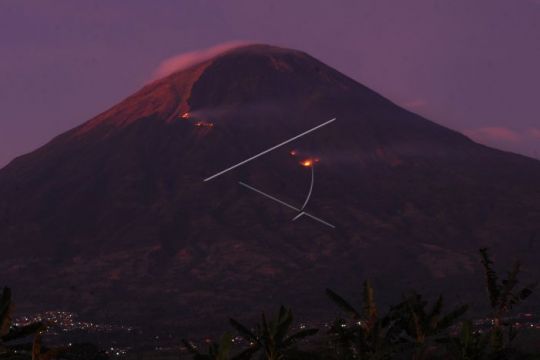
[{"left": 1, "top": 44, "right": 539, "bottom": 332}]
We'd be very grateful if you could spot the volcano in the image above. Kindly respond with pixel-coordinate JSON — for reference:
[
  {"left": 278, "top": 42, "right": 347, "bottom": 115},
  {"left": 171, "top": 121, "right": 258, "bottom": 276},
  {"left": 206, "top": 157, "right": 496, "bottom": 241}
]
[{"left": 1, "top": 45, "right": 539, "bottom": 334}]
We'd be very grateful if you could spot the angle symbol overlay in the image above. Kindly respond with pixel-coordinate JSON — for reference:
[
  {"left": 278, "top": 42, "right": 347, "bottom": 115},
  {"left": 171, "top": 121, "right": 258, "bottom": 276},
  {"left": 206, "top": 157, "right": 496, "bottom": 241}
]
[{"left": 238, "top": 181, "right": 335, "bottom": 229}]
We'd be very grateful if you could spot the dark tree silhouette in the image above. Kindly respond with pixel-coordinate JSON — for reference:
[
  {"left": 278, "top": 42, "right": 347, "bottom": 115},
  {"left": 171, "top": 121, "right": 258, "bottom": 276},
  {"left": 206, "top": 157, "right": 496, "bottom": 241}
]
[
  {"left": 391, "top": 292, "right": 468, "bottom": 359},
  {"left": 229, "top": 306, "right": 318, "bottom": 360},
  {"left": 479, "top": 248, "right": 536, "bottom": 354},
  {"left": 182, "top": 333, "right": 234, "bottom": 360},
  {"left": 326, "top": 281, "right": 404, "bottom": 360}
]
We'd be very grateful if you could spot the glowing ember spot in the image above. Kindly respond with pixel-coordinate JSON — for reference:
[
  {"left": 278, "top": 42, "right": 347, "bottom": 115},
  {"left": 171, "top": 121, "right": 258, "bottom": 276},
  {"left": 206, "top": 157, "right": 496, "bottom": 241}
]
[
  {"left": 194, "top": 121, "right": 214, "bottom": 128},
  {"left": 180, "top": 112, "right": 191, "bottom": 119},
  {"left": 300, "top": 159, "right": 314, "bottom": 167},
  {"left": 290, "top": 150, "right": 298, "bottom": 156}
]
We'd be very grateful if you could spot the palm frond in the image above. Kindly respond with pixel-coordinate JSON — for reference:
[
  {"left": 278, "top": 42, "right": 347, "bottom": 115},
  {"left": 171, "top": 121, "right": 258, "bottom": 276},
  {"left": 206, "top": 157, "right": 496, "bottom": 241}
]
[
  {"left": 498, "top": 261, "right": 521, "bottom": 312},
  {"left": 429, "top": 296, "right": 443, "bottom": 321},
  {"left": 231, "top": 345, "right": 259, "bottom": 360},
  {"left": 217, "top": 333, "right": 232, "bottom": 360},
  {"left": 479, "top": 248, "right": 501, "bottom": 308},
  {"left": 438, "top": 304, "right": 468, "bottom": 330},
  {"left": 326, "top": 289, "right": 361, "bottom": 319},
  {"left": 0, "top": 287, "right": 12, "bottom": 338},
  {"left": 283, "top": 328, "right": 318, "bottom": 347},
  {"left": 0, "top": 288, "right": 11, "bottom": 317},
  {"left": 518, "top": 283, "right": 536, "bottom": 301},
  {"left": 229, "top": 319, "right": 257, "bottom": 343},
  {"left": 362, "top": 281, "right": 377, "bottom": 326},
  {"left": 182, "top": 339, "right": 201, "bottom": 355},
  {"left": 274, "top": 308, "right": 293, "bottom": 344},
  {"left": 2, "top": 322, "right": 45, "bottom": 342}
]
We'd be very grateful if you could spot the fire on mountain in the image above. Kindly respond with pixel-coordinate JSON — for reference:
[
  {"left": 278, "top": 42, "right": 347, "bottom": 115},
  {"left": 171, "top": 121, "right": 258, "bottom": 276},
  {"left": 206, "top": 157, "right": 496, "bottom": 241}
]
[
  {"left": 293, "top": 150, "right": 320, "bottom": 167},
  {"left": 180, "top": 112, "right": 191, "bottom": 119},
  {"left": 194, "top": 121, "right": 214, "bottom": 128},
  {"left": 300, "top": 158, "right": 319, "bottom": 167}
]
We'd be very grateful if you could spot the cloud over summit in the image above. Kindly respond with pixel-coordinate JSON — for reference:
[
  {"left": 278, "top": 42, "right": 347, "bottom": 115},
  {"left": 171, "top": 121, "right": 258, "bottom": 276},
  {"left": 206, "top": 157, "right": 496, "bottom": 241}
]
[{"left": 152, "top": 41, "right": 251, "bottom": 80}]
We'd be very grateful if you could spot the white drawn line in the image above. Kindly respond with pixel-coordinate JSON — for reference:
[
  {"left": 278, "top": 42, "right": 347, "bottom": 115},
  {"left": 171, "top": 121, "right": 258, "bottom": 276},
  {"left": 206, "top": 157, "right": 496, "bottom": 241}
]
[
  {"left": 292, "top": 212, "right": 305, "bottom": 221},
  {"left": 300, "top": 165, "right": 315, "bottom": 210},
  {"left": 238, "top": 181, "right": 335, "bottom": 229},
  {"left": 302, "top": 212, "right": 336, "bottom": 229},
  {"left": 238, "top": 182, "right": 300, "bottom": 212},
  {"left": 204, "top": 118, "right": 336, "bottom": 182}
]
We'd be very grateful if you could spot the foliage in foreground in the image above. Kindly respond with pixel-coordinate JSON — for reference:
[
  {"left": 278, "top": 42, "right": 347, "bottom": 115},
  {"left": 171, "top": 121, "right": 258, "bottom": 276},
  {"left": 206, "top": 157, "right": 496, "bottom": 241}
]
[
  {"left": 229, "top": 306, "right": 318, "bottom": 360},
  {"left": 183, "top": 249, "right": 539, "bottom": 360},
  {"left": 2, "top": 248, "right": 538, "bottom": 359}
]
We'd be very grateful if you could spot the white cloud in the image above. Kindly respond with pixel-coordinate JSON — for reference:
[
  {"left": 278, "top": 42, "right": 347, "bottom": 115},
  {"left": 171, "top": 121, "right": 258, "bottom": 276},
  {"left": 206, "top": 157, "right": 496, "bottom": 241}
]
[{"left": 152, "top": 41, "right": 251, "bottom": 80}]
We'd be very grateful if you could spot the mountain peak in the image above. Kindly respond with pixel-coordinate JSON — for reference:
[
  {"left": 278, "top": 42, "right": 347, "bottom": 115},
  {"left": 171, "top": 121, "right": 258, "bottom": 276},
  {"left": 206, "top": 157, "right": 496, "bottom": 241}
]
[
  {"left": 212, "top": 43, "right": 309, "bottom": 59},
  {"left": 73, "top": 44, "right": 356, "bottom": 136}
]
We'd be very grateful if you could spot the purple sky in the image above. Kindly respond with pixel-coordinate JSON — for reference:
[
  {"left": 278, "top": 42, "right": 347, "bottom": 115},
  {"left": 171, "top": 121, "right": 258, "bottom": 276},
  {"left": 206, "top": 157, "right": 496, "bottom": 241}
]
[{"left": 1, "top": 0, "right": 539, "bottom": 168}]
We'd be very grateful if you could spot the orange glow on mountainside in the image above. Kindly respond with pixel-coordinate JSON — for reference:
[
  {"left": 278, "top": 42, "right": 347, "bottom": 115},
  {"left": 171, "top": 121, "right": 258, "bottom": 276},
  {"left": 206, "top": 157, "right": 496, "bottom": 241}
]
[
  {"left": 300, "top": 157, "right": 320, "bottom": 167},
  {"left": 194, "top": 121, "right": 214, "bottom": 128}
]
